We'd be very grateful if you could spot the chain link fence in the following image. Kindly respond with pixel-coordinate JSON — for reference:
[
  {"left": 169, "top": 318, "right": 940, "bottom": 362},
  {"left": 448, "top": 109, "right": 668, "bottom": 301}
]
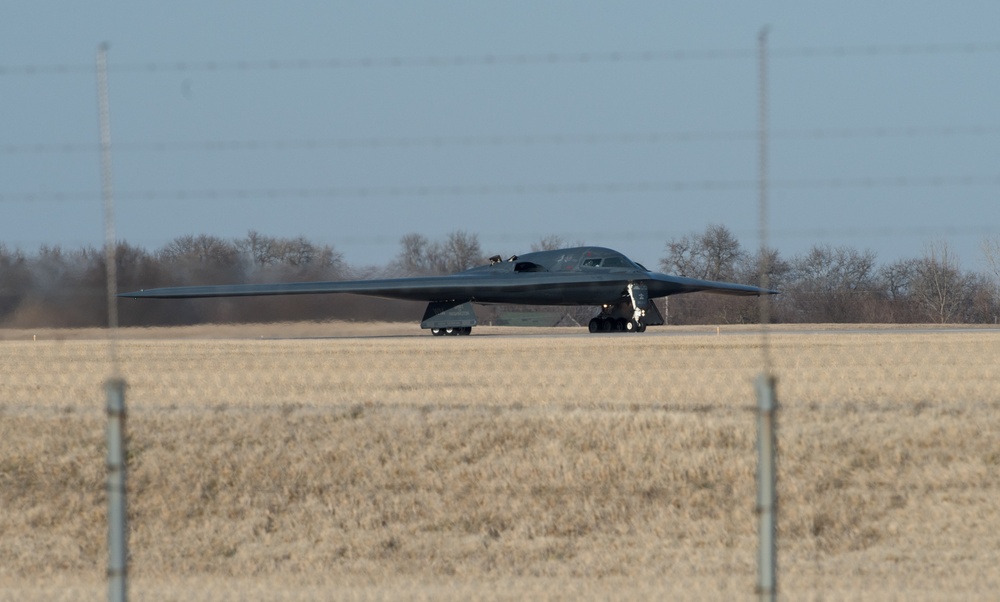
[{"left": 2, "top": 321, "right": 999, "bottom": 600}]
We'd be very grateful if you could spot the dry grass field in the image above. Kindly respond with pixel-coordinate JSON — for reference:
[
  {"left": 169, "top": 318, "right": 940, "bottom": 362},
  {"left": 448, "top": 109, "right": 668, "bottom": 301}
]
[{"left": 1, "top": 322, "right": 999, "bottom": 600}]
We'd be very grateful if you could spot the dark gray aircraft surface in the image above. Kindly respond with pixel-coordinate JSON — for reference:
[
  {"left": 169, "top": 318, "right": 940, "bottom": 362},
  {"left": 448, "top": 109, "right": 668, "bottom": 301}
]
[{"left": 120, "top": 246, "right": 777, "bottom": 335}]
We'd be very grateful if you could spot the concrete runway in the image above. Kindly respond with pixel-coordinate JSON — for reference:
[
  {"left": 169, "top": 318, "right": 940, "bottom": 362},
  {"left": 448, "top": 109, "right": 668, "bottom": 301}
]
[
  {"left": 269, "top": 323, "right": 1000, "bottom": 341},
  {"left": 6, "top": 322, "right": 999, "bottom": 342}
]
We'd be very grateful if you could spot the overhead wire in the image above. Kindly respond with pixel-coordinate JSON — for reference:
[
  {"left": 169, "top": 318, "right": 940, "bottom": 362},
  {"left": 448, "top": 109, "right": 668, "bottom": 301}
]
[
  {"left": 4, "top": 125, "right": 1000, "bottom": 155},
  {"left": 4, "top": 43, "right": 999, "bottom": 252},
  {"left": 4, "top": 175, "right": 1000, "bottom": 203},
  {"left": 3, "top": 42, "right": 1000, "bottom": 75}
]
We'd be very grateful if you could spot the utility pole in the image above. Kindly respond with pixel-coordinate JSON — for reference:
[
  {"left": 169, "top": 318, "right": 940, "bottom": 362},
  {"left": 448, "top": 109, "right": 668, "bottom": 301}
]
[
  {"left": 98, "top": 42, "right": 128, "bottom": 602},
  {"left": 756, "top": 26, "right": 777, "bottom": 602}
]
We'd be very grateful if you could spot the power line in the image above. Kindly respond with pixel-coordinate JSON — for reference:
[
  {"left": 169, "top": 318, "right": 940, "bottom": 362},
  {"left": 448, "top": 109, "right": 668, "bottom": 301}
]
[
  {"left": 5, "top": 126, "right": 1000, "bottom": 155},
  {"left": 0, "top": 50, "right": 748, "bottom": 75},
  {"left": 3, "top": 43, "right": 1000, "bottom": 75},
  {"left": 3, "top": 225, "right": 996, "bottom": 255},
  {"left": 771, "top": 42, "right": 1000, "bottom": 58},
  {"left": 5, "top": 175, "right": 1000, "bottom": 203}
]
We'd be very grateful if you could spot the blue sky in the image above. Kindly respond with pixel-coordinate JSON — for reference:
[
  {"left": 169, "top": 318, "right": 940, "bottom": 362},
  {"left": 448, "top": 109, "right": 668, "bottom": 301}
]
[{"left": 2, "top": 2, "right": 999, "bottom": 271}]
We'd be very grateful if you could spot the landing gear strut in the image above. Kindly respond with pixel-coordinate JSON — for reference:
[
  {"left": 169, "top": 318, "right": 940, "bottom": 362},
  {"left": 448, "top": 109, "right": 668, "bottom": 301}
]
[{"left": 587, "top": 283, "right": 659, "bottom": 334}]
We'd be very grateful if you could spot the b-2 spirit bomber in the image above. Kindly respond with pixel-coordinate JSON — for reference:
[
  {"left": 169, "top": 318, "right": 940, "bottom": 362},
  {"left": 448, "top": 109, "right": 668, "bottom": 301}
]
[{"left": 120, "top": 246, "right": 777, "bottom": 335}]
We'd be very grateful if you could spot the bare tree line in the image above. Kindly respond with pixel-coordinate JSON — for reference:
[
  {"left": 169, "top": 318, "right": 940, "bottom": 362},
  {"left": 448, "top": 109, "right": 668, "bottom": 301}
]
[
  {"left": 660, "top": 224, "right": 1000, "bottom": 325},
  {"left": 1, "top": 227, "right": 998, "bottom": 328}
]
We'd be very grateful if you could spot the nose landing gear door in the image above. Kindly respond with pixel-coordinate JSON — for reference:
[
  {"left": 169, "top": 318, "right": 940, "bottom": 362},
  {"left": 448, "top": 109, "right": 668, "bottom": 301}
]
[{"left": 628, "top": 283, "right": 649, "bottom": 309}]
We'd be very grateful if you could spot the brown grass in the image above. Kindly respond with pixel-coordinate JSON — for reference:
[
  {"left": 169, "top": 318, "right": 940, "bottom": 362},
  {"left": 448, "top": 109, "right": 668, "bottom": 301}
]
[{"left": 1, "top": 323, "right": 998, "bottom": 600}]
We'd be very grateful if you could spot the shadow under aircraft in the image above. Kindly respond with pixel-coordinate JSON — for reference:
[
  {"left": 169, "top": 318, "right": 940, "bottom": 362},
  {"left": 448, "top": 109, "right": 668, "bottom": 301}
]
[{"left": 120, "top": 246, "right": 778, "bottom": 335}]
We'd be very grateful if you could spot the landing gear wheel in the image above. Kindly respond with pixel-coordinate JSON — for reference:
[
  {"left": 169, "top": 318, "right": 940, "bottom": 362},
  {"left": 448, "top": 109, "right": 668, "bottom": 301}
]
[
  {"left": 600, "top": 319, "right": 612, "bottom": 333},
  {"left": 637, "top": 323, "right": 647, "bottom": 333},
  {"left": 589, "top": 318, "right": 600, "bottom": 333},
  {"left": 625, "top": 320, "right": 638, "bottom": 333},
  {"left": 614, "top": 318, "right": 626, "bottom": 332}
]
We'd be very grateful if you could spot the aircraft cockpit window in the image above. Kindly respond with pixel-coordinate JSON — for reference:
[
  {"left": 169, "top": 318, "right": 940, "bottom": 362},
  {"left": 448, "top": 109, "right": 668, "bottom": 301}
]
[
  {"left": 514, "top": 261, "right": 546, "bottom": 272},
  {"left": 602, "top": 257, "right": 631, "bottom": 268},
  {"left": 520, "top": 248, "right": 637, "bottom": 272},
  {"left": 580, "top": 255, "right": 633, "bottom": 269}
]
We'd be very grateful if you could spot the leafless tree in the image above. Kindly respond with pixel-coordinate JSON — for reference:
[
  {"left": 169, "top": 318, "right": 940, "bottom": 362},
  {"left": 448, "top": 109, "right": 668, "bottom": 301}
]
[
  {"left": 982, "top": 236, "right": 1000, "bottom": 283},
  {"left": 239, "top": 231, "right": 341, "bottom": 270},
  {"left": 240, "top": 230, "right": 279, "bottom": 267},
  {"left": 0, "top": 244, "right": 30, "bottom": 319},
  {"left": 700, "top": 224, "right": 744, "bottom": 281},
  {"left": 390, "top": 231, "right": 483, "bottom": 275},
  {"left": 660, "top": 226, "right": 775, "bottom": 324},
  {"left": 737, "top": 246, "right": 791, "bottom": 290},
  {"left": 981, "top": 237, "right": 1000, "bottom": 318},
  {"left": 876, "top": 259, "right": 920, "bottom": 322},
  {"left": 911, "top": 241, "right": 967, "bottom": 323},
  {"left": 14, "top": 228, "right": 1000, "bottom": 328},
  {"left": 236, "top": 232, "right": 345, "bottom": 283},
  {"left": 274, "top": 236, "right": 341, "bottom": 270},
  {"left": 439, "top": 230, "right": 483, "bottom": 273},
  {"left": 734, "top": 247, "right": 791, "bottom": 323},
  {"left": 400, "top": 233, "right": 429, "bottom": 258},
  {"left": 660, "top": 224, "right": 744, "bottom": 281},
  {"left": 786, "top": 244, "right": 879, "bottom": 322},
  {"left": 661, "top": 235, "right": 699, "bottom": 276},
  {"left": 390, "top": 233, "right": 433, "bottom": 276},
  {"left": 0, "top": 245, "right": 109, "bottom": 327},
  {"left": 160, "top": 234, "right": 239, "bottom": 265},
  {"left": 962, "top": 272, "right": 999, "bottom": 323},
  {"left": 531, "top": 235, "right": 567, "bottom": 252}
]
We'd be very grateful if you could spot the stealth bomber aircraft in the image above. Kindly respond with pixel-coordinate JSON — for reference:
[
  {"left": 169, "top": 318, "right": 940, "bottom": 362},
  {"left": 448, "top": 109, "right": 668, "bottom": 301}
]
[{"left": 120, "top": 246, "right": 777, "bottom": 335}]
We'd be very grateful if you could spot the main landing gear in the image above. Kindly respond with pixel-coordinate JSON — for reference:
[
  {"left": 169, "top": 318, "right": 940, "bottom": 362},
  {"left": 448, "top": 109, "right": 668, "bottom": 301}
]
[
  {"left": 587, "top": 283, "right": 662, "bottom": 334},
  {"left": 588, "top": 317, "right": 646, "bottom": 333},
  {"left": 430, "top": 327, "right": 472, "bottom": 336},
  {"left": 422, "top": 301, "right": 476, "bottom": 336}
]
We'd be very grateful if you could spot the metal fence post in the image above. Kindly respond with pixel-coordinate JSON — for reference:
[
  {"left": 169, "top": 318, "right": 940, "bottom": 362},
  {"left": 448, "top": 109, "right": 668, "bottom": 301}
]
[
  {"left": 106, "top": 378, "right": 128, "bottom": 602},
  {"left": 756, "top": 373, "right": 777, "bottom": 601}
]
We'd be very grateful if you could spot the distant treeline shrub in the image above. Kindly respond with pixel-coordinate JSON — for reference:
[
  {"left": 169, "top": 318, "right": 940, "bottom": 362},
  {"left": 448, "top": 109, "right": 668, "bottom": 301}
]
[{"left": 1, "top": 227, "right": 998, "bottom": 328}]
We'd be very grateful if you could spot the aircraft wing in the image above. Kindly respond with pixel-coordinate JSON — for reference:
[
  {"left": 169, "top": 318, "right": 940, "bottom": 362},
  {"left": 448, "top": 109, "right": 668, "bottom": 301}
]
[
  {"left": 119, "top": 275, "right": 498, "bottom": 303},
  {"left": 646, "top": 273, "right": 778, "bottom": 297},
  {"left": 119, "top": 271, "right": 776, "bottom": 305}
]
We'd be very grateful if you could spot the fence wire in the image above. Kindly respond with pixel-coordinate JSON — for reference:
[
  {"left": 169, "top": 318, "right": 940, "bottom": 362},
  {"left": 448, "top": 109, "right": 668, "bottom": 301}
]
[{"left": 1, "top": 322, "right": 999, "bottom": 600}]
